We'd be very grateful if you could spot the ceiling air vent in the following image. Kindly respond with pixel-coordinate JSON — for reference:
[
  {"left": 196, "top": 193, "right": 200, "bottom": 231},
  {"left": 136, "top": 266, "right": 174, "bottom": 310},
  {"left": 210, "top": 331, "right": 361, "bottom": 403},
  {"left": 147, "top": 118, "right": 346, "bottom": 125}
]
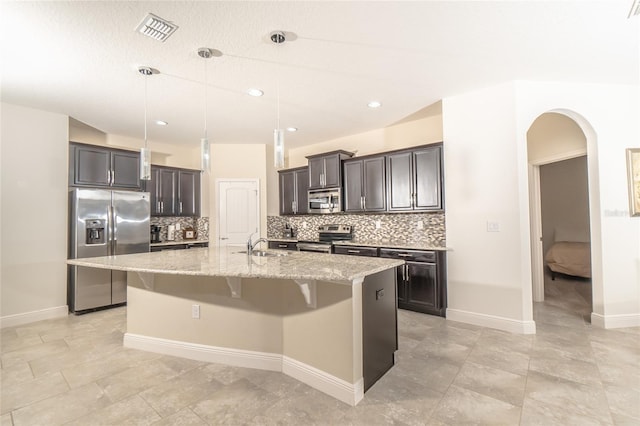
[
  {"left": 629, "top": 0, "right": 640, "bottom": 17},
  {"left": 135, "top": 13, "right": 178, "bottom": 42}
]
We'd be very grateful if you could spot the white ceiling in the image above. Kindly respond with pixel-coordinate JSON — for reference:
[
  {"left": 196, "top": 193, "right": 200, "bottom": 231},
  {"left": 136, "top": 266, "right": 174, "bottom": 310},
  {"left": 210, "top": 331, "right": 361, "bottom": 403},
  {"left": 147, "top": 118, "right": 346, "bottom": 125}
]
[{"left": 1, "top": 1, "right": 638, "bottom": 149}]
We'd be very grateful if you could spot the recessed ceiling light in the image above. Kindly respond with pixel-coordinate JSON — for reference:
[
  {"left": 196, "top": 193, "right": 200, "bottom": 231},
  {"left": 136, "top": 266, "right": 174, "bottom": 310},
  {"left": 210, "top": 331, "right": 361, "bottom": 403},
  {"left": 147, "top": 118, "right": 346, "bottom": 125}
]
[
  {"left": 247, "top": 88, "right": 264, "bottom": 97},
  {"left": 135, "top": 13, "right": 178, "bottom": 42},
  {"left": 155, "top": 120, "right": 168, "bottom": 126},
  {"left": 286, "top": 127, "right": 298, "bottom": 132},
  {"left": 368, "top": 101, "right": 382, "bottom": 109}
]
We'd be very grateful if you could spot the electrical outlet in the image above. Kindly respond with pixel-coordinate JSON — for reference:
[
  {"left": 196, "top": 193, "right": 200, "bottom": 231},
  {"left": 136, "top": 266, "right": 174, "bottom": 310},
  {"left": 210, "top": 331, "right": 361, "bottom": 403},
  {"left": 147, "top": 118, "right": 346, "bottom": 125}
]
[
  {"left": 417, "top": 220, "right": 424, "bottom": 230},
  {"left": 192, "top": 304, "right": 200, "bottom": 319},
  {"left": 302, "top": 221, "right": 308, "bottom": 229},
  {"left": 375, "top": 220, "right": 382, "bottom": 229},
  {"left": 204, "top": 222, "right": 208, "bottom": 231},
  {"left": 487, "top": 221, "right": 500, "bottom": 232},
  {"left": 175, "top": 223, "right": 181, "bottom": 231}
]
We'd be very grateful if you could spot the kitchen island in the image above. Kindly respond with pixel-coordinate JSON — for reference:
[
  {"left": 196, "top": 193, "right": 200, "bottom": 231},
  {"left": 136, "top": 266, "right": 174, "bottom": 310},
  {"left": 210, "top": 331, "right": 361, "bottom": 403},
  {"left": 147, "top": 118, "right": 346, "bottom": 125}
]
[{"left": 67, "top": 247, "right": 403, "bottom": 405}]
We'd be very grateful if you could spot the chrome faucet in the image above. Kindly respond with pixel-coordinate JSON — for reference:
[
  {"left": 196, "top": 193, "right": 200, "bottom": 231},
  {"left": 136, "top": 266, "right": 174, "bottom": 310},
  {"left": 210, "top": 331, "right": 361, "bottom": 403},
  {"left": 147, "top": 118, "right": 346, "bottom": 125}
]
[{"left": 247, "top": 232, "right": 268, "bottom": 255}]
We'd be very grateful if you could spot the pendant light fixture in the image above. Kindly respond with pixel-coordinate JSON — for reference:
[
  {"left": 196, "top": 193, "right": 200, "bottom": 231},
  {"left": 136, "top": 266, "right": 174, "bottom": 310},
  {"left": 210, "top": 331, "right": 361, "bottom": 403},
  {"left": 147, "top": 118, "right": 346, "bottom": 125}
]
[
  {"left": 198, "top": 47, "right": 213, "bottom": 173},
  {"left": 138, "top": 66, "right": 153, "bottom": 181},
  {"left": 271, "top": 31, "right": 286, "bottom": 169}
]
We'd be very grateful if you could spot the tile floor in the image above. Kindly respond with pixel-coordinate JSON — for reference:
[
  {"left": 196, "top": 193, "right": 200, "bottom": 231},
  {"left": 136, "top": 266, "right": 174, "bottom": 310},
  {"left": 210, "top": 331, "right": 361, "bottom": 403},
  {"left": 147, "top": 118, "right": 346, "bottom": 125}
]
[{"left": 1, "top": 276, "right": 639, "bottom": 425}]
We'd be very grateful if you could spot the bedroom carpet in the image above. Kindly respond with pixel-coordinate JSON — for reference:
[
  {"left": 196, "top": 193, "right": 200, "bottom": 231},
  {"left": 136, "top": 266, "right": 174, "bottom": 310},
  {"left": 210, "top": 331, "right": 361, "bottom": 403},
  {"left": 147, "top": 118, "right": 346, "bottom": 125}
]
[{"left": 2, "top": 297, "right": 638, "bottom": 425}]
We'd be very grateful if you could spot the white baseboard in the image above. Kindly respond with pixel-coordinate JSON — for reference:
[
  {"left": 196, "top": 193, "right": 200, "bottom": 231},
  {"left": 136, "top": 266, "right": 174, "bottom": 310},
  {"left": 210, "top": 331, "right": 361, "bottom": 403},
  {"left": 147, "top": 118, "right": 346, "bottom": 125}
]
[
  {"left": 124, "top": 333, "right": 362, "bottom": 406},
  {"left": 282, "top": 355, "right": 364, "bottom": 406},
  {"left": 0, "top": 305, "right": 68, "bottom": 329},
  {"left": 591, "top": 312, "right": 640, "bottom": 329},
  {"left": 446, "top": 308, "right": 537, "bottom": 334}
]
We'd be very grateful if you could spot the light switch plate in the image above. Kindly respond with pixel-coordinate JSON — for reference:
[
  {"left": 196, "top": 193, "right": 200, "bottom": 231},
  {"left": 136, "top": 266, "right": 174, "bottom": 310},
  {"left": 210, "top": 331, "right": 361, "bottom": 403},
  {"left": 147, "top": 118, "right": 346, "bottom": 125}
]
[
  {"left": 417, "top": 220, "right": 424, "bottom": 230},
  {"left": 375, "top": 220, "right": 382, "bottom": 229},
  {"left": 192, "top": 304, "right": 200, "bottom": 319},
  {"left": 175, "top": 223, "right": 181, "bottom": 231},
  {"left": 487, "top": 221, "right": 500, "bottom": 232}
]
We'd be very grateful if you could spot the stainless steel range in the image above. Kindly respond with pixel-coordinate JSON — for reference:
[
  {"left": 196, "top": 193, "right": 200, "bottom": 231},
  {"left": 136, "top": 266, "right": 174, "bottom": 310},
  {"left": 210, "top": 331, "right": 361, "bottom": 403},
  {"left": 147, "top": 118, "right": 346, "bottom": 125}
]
[{"left": 297, "top": 224, "right": 353, "bottom": 253}]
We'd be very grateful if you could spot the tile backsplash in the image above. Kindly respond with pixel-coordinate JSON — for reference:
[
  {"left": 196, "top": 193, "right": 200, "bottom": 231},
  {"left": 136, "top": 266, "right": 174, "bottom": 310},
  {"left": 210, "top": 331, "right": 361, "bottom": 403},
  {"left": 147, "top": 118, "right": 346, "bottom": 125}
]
[
  {"left": 268, "top": 213, "right": 445, "bottom": 247},
  {"left": 150, "top": 216, "right": 209, "bottom": 242}
]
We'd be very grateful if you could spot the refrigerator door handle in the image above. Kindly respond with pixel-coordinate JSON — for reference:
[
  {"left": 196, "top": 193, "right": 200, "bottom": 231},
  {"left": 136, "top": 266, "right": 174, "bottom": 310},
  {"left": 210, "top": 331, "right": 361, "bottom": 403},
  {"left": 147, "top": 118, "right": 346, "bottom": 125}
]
[{"left": 110, "top": 205, "right": 117, "bottom": 254}]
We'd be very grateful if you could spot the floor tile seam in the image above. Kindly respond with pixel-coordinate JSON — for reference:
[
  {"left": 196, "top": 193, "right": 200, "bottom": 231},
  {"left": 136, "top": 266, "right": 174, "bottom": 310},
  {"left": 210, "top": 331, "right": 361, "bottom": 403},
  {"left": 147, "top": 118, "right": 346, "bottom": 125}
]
[{"left": 4, "top": 373, "right": 73, "bottom": 420}]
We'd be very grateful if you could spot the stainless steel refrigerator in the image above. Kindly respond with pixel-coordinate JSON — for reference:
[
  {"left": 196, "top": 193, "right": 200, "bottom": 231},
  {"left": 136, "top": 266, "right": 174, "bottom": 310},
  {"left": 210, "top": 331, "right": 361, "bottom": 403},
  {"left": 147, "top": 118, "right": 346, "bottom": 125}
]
[{"left": 68, "top": 188, "right": 150, "bottom": 313}]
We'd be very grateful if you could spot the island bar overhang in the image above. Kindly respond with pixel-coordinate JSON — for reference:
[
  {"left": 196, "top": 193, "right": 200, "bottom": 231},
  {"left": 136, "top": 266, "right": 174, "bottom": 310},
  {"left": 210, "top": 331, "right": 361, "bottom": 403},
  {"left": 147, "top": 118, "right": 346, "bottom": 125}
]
[{"left": 67, "top": 248, "right": 403, "bottom": 406}]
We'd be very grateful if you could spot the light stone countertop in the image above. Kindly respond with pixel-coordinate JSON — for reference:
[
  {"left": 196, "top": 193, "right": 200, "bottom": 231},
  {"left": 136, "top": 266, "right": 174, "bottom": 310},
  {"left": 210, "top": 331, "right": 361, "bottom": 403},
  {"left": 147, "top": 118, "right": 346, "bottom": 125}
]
[{"left": 67, "top": 246, "right": 404, "bottom": 283}]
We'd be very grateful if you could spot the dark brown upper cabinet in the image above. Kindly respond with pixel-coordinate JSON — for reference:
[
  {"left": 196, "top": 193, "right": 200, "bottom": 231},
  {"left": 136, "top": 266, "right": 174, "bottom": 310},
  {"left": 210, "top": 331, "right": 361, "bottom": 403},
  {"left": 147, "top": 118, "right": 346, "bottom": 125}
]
[
  {"left": 70, "top": 142, "right": 141, "bottom": 190},
  {"left": 343, "top": 156, "right": 386, "bottom": 212},
  {"left": 279, "top": 167, "right": 309, "bottom": 215},
  {"left": 306, "top": 150, "right": 354, "bottom": 190},
  {"left": 147, "top": 165, "right": 200, "bottom": 217},
  {"left": 386, "top": 144, "right": 443, "bottom": 212}
]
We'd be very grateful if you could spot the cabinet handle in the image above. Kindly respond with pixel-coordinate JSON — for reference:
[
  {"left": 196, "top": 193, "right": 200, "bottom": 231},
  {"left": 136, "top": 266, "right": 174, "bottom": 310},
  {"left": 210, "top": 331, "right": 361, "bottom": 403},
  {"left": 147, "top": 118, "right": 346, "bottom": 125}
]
[
  {"left": 111, "top": 170, "right": 115, "bottom": 185},
  {"left": 278, "top": 244, "right": 288, "bottom": 248},
  {"left": 160, "top": 201, "right": 164, "bottom": 212},
  {"left": 363, "top": 196, "right": 366, "bottom": 210},
  {"left": 401, "top": 264, "right": 406, "bottom": 281},
  {"left": 360, "top": 196, "right": 363, "bottom": 210},
  {"left": 292, "top": 201, "right": 296, "bottom": 213},
  {"left": 347, "top": 249, "right": 360, "bottom": 254},
  {"left": 397, "top": 253, "right": 413, "bottom": 258},
  {"left": 179, "top": 201, "right": 183, "bottom": 214},
  {"left": 106, "top": 170, "right": 111, "bottom": 185}
]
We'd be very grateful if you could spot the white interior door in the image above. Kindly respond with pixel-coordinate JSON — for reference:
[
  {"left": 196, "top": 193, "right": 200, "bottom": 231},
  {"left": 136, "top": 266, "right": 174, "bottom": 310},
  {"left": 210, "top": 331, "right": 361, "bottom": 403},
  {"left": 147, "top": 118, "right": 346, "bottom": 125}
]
[{"left": 217, "top": 179, "right": 259, "bottom": 247}]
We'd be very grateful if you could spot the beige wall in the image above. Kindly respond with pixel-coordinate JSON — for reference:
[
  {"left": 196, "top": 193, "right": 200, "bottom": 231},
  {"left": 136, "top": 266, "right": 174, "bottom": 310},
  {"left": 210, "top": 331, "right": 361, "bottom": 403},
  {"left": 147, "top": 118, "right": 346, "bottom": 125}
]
[
  {"left": 267, "top": 113, "right": 444, "bottom": 215},
  {"left": 1, "top": 103, "right": 69, "bottom": 322},
  {"left": 527, "top": 112, "right": 587, "bottom": 163},
  {"left": 210, "top": 144, "right": 268, "bottom": 241}
]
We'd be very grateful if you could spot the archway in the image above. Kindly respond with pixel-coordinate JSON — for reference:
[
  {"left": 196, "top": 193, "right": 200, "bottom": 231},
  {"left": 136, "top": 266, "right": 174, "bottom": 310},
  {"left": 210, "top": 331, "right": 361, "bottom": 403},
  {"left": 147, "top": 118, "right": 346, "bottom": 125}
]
[{"left": 526, "top": 109, "right": 603, "bottom": 326}]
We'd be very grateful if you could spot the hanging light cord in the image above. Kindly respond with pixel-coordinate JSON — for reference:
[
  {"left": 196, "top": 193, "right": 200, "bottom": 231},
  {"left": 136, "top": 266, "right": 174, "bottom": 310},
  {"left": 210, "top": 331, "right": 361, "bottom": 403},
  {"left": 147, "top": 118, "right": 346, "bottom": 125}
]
[
  {"left": 203, "top": 57, "right": 208, "bottom": 139},
  {"left": 144, "top": 74, "right": 148, "bottom": 148}
]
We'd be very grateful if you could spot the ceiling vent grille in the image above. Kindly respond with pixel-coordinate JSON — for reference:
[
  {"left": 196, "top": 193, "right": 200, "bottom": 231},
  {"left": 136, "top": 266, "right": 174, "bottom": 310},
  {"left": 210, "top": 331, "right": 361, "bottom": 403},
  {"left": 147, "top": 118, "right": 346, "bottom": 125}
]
[
  {"left": 135, "top": 13, "right": 178, "bottom": 42},
  {"left": 629, "top": 0, "right": 640, "bottom": 17}
]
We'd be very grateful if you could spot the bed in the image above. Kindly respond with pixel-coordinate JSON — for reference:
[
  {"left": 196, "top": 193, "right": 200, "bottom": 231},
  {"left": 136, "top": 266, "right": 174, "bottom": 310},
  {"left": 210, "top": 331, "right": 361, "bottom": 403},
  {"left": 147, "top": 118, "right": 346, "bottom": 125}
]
[{"left": 545, "top": 227, "right": 591, "bottom": 279}]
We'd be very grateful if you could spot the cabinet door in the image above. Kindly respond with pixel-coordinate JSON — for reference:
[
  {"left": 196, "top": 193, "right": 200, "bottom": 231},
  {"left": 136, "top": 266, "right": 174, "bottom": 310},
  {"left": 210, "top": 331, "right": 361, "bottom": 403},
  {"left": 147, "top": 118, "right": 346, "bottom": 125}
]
[
  {"left": 111, "top": 151, "right": 141, "bottom": 189},
  {"left": 323, "top": 154, "right": 342, "bottom": 188},
  {"left": 147, "top": 167, "right": 161, "bottom": 216},
  {"left": 178, "top": 170, "right": 200, "bottom": 216},
  {"left": 158, "top": 169, "right": 177, "bottom": 216},
  {"left": 343, "top": 161, "right": 364, "bottom": 212},
  {"left": 308, "top": 157, "right": 324, "bottom": 189},
  {"left": 396, "top": 266, "right": 408, "bottom": 305},
  {"left": 386, "top": 151, "right": 413, "bottom": 211},
  {"left": 414, "top": 146, "right": 442, "bottom": 210},
  {"left": 363, "top": 157, "right": 386, "bottom": 211},
  {"left": 406, "top": 261, "right": 439, "bottom": 313},
  {"left": 74, "top": 145, "right": 111, "bottom": 187},
  {"left": 279, "top": 170, "right": 296, "bottom": 215},
  {"left": 294, "top": 168, "right": 309, "bottom": 214}
]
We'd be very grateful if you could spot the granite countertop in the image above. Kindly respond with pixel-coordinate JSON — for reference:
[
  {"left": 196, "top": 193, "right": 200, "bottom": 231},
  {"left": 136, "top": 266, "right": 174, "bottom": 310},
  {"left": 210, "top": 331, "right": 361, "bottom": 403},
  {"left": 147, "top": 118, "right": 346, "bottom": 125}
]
[
  {"left": 66, "top": 246, "right": 403, "bottom": 283},
  {"left": 150, "top": 239, "right": 209, "bottom": 247}
]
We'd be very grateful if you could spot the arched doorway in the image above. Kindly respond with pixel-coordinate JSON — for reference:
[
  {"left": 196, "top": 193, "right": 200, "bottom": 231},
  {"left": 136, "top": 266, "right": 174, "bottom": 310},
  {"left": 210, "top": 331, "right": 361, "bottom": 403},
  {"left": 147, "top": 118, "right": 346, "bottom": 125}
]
[{"left": 527, "top": 110, "right": 602, "bottom": 326}]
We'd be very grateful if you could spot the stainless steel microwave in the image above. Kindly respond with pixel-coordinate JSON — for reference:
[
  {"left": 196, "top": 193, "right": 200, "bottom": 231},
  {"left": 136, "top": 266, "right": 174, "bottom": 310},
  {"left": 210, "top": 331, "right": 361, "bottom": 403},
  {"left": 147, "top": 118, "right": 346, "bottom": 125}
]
[{"left": 308, "top": 188, "right": 342, "bottom": 214}]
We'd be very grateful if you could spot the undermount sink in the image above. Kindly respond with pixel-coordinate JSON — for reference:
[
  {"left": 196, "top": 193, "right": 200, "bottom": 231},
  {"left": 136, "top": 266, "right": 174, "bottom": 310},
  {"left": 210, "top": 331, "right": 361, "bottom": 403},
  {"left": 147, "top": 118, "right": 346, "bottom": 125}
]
[{"left": 235, "top": 249, "right": 290, "bottom": 257}]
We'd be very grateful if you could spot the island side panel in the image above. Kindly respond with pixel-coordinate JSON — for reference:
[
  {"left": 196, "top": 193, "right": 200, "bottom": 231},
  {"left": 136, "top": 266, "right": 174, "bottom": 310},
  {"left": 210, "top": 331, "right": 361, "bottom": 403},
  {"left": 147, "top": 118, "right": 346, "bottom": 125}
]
[
  {"left": 126, "top": 273, "right": 284, "bottom": 356},
  {"left": 281, "top": 279, "right": 360, "bottom": 384}
]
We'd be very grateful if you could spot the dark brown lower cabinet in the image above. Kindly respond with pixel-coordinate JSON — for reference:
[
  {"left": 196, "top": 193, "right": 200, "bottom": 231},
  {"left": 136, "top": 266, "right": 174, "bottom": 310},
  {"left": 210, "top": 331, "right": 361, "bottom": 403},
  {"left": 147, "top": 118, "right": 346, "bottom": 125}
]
[{"left": 380, "top": 248, "right": 447, "bottom": 317}]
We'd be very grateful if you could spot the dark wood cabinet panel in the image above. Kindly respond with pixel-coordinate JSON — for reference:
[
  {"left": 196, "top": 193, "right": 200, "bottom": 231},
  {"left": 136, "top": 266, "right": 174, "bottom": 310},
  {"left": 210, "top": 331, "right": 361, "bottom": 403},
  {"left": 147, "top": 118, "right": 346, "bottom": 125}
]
[
  {"left": 343, "top": 155, "right": 386, "bottom": 212},
  {"left": 111, "top": 151, "right": 141, "bottom": 189},
  {"left": 380, "top": 248, "right": 446, "bottom": 317},
  {"left": 268, "top": 241, "right": 298, "bottom": 250},
  {"left": 334, "top": 245, "right": 379, "bottom": 257},
  {"left": 73, "top": 145, "right": 111, "bottom": 187},
  {"left": 343, "top": 161, "right": 364, "bottom": 212},
  {"left": 386, "top": 151, "right": 413, "bottom": 211},
  {"left": 70, "top": 143, "right": 141, "bottom": 190},
  {"left": 363, "top": 157, "right": 386, "bottom": 211},
  {"left": 149, "top": 165, "right": 200, "bottom": 217},
  {"left": 306, "top": 151, "right": 353, "bottom": 190},
  {"left": 278, "top": 167, "right": 308, "bottom": 215},
  {"left": 178, "top": 170, "right": 200, "bottom": 216},
  {"left": 414, "top": 147, "right": 442, "bottom": 210},
  {"left": 386, "top": 144, "right": 443, "bottom": 212}
]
